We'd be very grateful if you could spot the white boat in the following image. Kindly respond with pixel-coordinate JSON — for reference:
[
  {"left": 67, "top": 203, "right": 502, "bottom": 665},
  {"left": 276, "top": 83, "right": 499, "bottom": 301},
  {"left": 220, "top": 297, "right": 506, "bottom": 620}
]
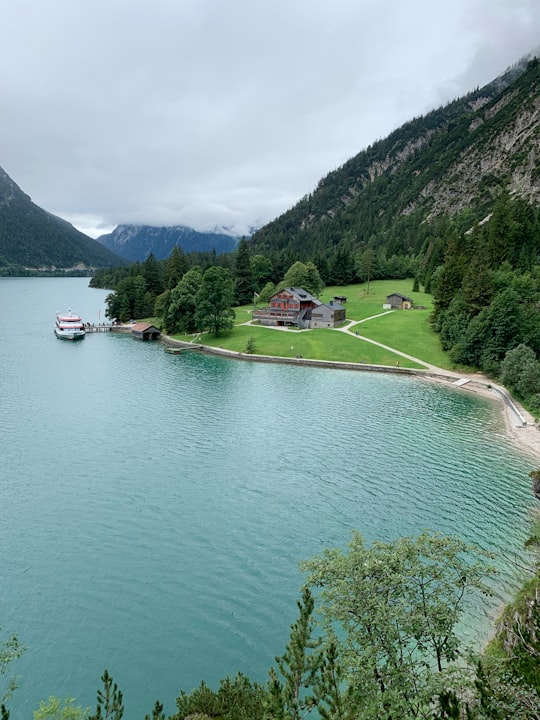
[{"left": 54, "top": 309, "right": 86, "bottom": 340}]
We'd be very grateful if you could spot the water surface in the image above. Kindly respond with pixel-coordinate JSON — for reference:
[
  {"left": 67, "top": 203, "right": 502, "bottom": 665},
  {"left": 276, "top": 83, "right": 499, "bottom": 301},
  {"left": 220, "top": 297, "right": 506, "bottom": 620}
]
[{"left": 0, "top": 278, "right": 536, "bottom": 715}]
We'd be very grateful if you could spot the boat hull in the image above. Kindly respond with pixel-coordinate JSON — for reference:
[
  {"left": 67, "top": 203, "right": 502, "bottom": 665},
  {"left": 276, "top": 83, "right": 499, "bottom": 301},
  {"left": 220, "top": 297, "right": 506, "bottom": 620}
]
[{"left": 54, "top": 328, "right": 85, "bottom": 340}]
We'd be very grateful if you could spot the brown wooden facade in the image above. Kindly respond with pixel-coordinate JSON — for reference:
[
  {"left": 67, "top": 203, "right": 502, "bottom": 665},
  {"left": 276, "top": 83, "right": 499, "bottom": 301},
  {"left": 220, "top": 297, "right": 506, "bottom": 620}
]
[
  {"left": 253, "top": 288, "right": 346, "bottom": 328},
  {"left": 131, "top": 323, "right": 161, "bottom": 340},
  {"left": 385, "top": 293, "right": 413, "bottom": 309}
]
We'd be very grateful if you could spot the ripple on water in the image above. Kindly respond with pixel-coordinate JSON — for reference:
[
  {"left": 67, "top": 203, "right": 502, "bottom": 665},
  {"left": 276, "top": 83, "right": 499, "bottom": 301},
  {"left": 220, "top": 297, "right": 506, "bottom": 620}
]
[{"left": 0, "top": 279, "right": 537, "bottom": 716}]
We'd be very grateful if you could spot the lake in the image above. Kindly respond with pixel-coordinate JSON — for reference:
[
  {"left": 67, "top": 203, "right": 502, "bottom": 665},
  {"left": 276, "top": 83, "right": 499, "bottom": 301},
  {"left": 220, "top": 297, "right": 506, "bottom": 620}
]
[{"left": 0, "top": 277, "right": 537, "bottom": 716}]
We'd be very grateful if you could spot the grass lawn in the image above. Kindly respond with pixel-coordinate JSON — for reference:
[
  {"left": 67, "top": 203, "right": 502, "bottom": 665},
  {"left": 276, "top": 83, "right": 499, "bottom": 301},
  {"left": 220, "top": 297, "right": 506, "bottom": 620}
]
[
  {"left": 172, "top": 324, "right": 425, "bottom": 369},
  {"left": 352, "top": 309, "right": 452, "bottom": 369},
  {"left": 160, "top": 279, "right": 457, "bottom": 371},
  {"left": 318, "top": 279, "right": 433, "bottom": 320}
]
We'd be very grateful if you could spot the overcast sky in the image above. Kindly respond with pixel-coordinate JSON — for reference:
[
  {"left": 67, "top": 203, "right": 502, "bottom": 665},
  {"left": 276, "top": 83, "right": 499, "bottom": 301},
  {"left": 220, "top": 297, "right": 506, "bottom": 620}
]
[{"left": 1, "top": 0, "right": 539, "bottom": 238}]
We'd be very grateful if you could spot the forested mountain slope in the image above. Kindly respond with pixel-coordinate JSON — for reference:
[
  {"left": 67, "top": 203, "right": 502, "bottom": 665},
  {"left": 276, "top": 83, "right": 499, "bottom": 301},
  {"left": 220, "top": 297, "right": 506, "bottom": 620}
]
[
  {"left": 251, "top": 57, "right": 539, "bottom": 271},
  {"left": 0, "top": 166, "right": 124, "bottom": 273}
]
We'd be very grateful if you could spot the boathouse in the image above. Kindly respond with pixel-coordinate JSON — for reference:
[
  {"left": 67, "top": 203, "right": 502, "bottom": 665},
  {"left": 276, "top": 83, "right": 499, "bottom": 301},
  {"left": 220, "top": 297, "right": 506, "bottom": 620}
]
[{"left": 131, "top": 323, "right": 161, "bottom": 341}]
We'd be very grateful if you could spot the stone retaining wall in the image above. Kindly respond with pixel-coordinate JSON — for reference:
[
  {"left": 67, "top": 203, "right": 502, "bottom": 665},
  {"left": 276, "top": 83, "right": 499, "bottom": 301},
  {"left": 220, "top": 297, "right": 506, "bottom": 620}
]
[{"left": 159, "top": 334, "right": 447, "bottom": 379}]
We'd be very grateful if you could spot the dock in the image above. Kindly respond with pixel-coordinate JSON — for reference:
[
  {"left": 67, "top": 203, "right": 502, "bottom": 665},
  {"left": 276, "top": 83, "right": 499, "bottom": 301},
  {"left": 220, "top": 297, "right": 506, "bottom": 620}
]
[{"left": 84, "top": 323, "right": 132, "bottom": 333}]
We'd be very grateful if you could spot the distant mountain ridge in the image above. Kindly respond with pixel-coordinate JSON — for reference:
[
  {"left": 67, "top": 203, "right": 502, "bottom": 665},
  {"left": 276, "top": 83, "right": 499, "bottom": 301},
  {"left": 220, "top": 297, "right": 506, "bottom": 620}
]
[
  {"left": 0, "top": 166, "right": 124, "bottom": 273},
  {"left": 97, "top": 224, "right": 241, "bottom": 261}
]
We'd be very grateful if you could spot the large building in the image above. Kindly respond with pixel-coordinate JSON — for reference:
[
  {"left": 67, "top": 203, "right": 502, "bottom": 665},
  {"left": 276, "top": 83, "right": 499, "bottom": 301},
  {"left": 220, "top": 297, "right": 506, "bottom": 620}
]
[{"left": 252, "top": 288, "right": 346, "bottom": 328}]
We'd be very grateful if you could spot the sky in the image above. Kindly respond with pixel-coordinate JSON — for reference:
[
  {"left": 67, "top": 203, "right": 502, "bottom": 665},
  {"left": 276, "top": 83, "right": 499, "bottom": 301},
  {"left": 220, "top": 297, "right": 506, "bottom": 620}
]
[{"left": 1, "top": 0, "right": 539, "bottom": 239}]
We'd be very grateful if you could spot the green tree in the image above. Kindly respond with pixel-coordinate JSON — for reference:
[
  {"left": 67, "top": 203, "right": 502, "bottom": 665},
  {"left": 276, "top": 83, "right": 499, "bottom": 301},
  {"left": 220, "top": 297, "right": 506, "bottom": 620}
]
[
  {"left": 304, "top": 262, "right": 324, "bottom": 297},
  {"left": 257, "top": 282, "right": 276, "bottom": 305},
  {"left": 172, "top": 673, "right": 266, "bottom": 720},
  {"left": 357, "top": 246, "right": 377, "bottom": 293},
  {"left": 154, "top": 289, "right": 171, "bottom": 325},
  {"left": 105, "top": 275, "right": 149, "bottom": 322},
  {"left": 165, "top": 246, "right": 188, "bottom": 290},
  {"left": 251, "top": 254, "right": 274, "bottom": 289},
  {"left": 267, "top": 588, "right": 323, "bottom": 720},
  {"left": 33, "top": 697, "right": 90, "bottom": 720},
  {"left": 492, "top": 580, "right": 540, "bottom": 696},
  {"left": 141, "top": 253, "right": 164, "bottom": 296},
  {"left": 132, "top": 276, "right": 150, "bottom": 319},
  {"left": 301, "top": 532, "right": 496, "bottom": 719},
  {"left": 437, "top": 292, "right": 471, "bottom": 352},
  {"left": 479, "top": 288, "right": 523, "bottom": 372},
  {"left": 118, "top": 294, "right": 131, "bottom": 323},
  {"left": 312, "top": 642, "right": 357, "bottom": 720},
  {"left": 461, "top": 255, "right": 494, "bottom": 313},
  {"left": 195, "top": 266, "right": 235, "bottom": 337},
  {"left": 501, "top": 344, "right": 540, "bottom": 399},
  {"left": 283, "top": 261, "right": 308, "bottom": 290},
  {"left": 0, "top": 629, "right": 24, "bottom": 707},
  {"left": 328, "top": 246, "right": 355, "bottom": 285},
  {"left": 144, "top": 700, "right": 165, "bottom": 720},
  {"left": 89, "top": 670, "right": 124, "bottom": 720},
  {"left": 167, "top": 268, "right": 203, "bottom": 333},
  {"left": 234, "top": 238, "right": 255, "bottom": 305}
]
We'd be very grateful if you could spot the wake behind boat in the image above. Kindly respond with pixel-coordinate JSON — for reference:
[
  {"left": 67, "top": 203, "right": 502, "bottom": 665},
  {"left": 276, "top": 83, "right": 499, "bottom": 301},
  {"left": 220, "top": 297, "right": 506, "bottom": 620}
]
[{"left": 54, "top": 309, "right": 86, "bottom": 340}]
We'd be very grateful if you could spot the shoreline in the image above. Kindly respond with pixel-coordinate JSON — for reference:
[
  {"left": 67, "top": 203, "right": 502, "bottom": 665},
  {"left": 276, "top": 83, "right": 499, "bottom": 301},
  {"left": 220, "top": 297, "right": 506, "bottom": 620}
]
[{"left": 159, "top": 333, "right": 540, "bottom": 463}]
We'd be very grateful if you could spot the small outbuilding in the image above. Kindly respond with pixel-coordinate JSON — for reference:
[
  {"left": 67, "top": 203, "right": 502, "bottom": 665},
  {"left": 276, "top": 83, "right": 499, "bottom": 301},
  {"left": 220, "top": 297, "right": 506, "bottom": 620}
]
[
  {"left": 131, "top": 323, "right": 161, "bottom": 341},
  {"left": 384, "top": 293, "right": 413, "bottom": 310},
  {"left": 310, "top": 300, "right": 347, "bottom": 328}
]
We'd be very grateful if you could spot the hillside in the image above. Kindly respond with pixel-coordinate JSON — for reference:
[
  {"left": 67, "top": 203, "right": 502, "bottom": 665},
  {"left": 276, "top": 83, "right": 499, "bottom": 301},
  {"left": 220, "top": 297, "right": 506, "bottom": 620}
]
[
  {"left": 251, "top": 57, "right": 540, "bottom": 268},
  {"left": 97, "top": 224, "right": 240, "bottom": 262},
  {"left": 0, "top": 166, "right": 124, "bottom": 274}
]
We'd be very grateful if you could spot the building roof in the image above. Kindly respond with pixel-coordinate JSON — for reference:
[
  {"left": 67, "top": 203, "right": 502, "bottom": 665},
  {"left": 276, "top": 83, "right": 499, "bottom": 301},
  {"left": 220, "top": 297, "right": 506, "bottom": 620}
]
[
  {"left": 283, "top": 287, "right": 317, "bottom": 302},
  {"left": 386, "top": 293, "right": 412, "bottom": 302},
  {"left": 131, "top": 323, "right": 160, "bottom": 333},
  {"left": 314, "top": 301, "right": 345, "bottom": 314}
]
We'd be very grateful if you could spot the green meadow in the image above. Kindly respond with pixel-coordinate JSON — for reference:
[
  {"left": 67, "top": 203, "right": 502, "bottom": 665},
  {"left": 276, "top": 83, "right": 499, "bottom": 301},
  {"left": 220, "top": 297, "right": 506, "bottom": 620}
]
[
  {"left": 183, "top": 323, "right": 425, "bottom": 369},
  {"left": 167, "top": 279, "right": 458, "bottom": 371}
]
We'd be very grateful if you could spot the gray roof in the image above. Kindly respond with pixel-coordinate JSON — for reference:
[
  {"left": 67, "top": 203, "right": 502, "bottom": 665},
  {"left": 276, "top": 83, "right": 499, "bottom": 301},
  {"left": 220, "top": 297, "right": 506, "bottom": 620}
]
[
  {"left": 286, "top": 287, "right": 317, "bottom": 302},
  {"left": 315, "top": 302, "right": 345, "bottom": 313},
  {"left": 387, "top": 292, "right": 412, "bottom": 301}
]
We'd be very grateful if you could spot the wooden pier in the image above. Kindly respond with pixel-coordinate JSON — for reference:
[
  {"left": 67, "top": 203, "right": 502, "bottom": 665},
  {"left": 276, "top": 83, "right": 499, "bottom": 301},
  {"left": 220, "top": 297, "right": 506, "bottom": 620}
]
[{"left": 84, "top": 323, "right": 131, "bottom": 333}]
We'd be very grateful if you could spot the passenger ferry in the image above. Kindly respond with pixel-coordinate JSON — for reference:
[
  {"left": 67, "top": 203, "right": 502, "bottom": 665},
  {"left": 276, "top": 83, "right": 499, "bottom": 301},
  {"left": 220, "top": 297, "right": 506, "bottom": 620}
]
[{"left": 54, "top": 309, "right": 86, "bottom": 340}]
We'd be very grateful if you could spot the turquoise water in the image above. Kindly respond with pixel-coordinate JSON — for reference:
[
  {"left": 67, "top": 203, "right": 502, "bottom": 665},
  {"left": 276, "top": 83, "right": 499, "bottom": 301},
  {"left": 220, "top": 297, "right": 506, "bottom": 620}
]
[{"left": 0, "top": 277, "right": 537, "bottom": 716}]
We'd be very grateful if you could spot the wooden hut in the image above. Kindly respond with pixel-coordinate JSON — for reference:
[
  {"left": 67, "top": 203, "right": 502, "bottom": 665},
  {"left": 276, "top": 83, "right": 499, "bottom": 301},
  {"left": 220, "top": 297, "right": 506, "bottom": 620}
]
[
  {"left": 385, "top": 293, "right": 413, "bottom": 310},
  {"left": 131, "top": 323, "right": 161, "bottom": 341}
]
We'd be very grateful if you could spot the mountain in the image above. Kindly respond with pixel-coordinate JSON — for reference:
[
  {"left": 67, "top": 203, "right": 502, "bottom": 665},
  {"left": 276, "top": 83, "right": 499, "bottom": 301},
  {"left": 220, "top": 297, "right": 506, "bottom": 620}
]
[
  {"left": 0, "top": 166, "right": 124, "bottom": 273},
  {"left": 250, "top": 55, "right": 540, "bottom": 269},
  {"left": 96, "top": 224, "right": 240, "bottom": 262}
]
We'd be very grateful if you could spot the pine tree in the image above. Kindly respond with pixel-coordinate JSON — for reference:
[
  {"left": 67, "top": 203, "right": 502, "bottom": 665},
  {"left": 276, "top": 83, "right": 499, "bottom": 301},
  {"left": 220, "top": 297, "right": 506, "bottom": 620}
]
[
  {"left": 165, "top": 246, "right": 188, "bottom": 290},
  {"left": 89, "top": 669, "right": 124, "bottom": 720},
  {"left": 234, "top": 238, "right": 255, "bottom": 305},
  {"left": 267, "top": 587, "right": 323, "bottom": 720},
  {"left": 144, "top": 700, "right": 165, "bottom": 720},
  {"left": 141, "top": 253, "right": 164, "bottom": 296}
]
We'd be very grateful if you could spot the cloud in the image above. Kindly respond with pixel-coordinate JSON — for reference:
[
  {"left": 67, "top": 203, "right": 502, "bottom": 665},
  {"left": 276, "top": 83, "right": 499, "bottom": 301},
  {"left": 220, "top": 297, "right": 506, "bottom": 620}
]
[{"left": 0, "top": 0, "right": 539, "bottom": 237}]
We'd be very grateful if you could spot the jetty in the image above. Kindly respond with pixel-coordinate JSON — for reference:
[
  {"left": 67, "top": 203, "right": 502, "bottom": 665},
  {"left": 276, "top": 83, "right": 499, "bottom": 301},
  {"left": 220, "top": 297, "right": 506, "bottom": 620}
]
[{"left": 84, "top": 323, "right": 132, "bottom": 333}]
